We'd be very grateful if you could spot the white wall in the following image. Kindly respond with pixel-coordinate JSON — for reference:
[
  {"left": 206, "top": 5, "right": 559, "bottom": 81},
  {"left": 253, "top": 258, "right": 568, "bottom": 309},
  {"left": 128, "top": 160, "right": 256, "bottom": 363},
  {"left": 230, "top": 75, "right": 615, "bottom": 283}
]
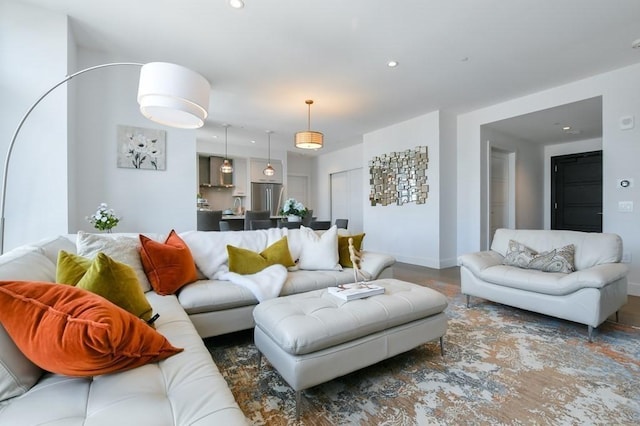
[
  {"left": 315, "top": 143, "right": 363, "bottom": 221},
  {"left": 0, "top": 1, "right": 69, "bottom": 251},
  {"left": 362, "top": 112, "right": 443, "bottom": 267},
  {"left": 543, "top": 138, "right": 603, "bottom": 229},
  {"left": 458, "top": 62, "right": 640, "bottom": 295},
  {"left": 72, "top": 48, "right": 199, "bottom": 235}
]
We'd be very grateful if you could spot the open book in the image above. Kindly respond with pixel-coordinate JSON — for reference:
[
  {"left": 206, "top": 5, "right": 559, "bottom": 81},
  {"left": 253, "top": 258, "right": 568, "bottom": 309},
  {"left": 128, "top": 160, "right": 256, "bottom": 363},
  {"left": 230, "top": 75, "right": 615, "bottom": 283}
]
[{"left": 328, "top": 283, "right": 385, "bottom": 301}]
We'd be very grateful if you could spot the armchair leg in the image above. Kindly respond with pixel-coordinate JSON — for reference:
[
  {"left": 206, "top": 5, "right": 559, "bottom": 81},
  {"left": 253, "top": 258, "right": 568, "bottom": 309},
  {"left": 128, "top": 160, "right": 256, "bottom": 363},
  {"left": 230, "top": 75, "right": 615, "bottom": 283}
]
[
  {"left": 439, "top": 336, "right": 445, "bottom": 357},
  {"left": 588, "top": 325, "right": 594, "bottom": 343},
  {"left": 466, "top": 294, "right": 470, "bottom": 308},
  {"left": 616, "top": 311, "right": 620, "bottom": 323}
]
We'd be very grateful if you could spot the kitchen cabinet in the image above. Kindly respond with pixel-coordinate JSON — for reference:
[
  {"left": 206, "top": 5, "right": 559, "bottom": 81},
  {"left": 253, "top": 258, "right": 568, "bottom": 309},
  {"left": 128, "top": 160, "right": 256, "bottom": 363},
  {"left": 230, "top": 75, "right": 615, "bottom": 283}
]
[
  {"left": 198, "top": 155, "right": 233, "bottom": 187},
  {"left": 250, "top": 158, "right": 282, "bottom": 183},
  {"left": 232, "top": 158, "right": 248, "bottom": 196}
]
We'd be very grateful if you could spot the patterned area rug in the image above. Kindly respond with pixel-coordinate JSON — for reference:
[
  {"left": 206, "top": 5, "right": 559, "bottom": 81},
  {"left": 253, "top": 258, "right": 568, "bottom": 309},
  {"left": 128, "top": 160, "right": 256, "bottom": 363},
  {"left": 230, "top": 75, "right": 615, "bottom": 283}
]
[{"left": 206, "top": 280, "right": 640, "bottom": 425}]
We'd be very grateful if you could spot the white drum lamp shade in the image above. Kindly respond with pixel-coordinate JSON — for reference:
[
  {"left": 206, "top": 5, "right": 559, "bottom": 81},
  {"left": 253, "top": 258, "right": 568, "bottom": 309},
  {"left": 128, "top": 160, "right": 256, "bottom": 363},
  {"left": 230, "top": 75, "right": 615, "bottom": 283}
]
[
  {"left": 1, "top": 61, "right": 211, "bottom": 253},
  {"left": 137, "top": 62, "right": 211, "bottom": 129}
]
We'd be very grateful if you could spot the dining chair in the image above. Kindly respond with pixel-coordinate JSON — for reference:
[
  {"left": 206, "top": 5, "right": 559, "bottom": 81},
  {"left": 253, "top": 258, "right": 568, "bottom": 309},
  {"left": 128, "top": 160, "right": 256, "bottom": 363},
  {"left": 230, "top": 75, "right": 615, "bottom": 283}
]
[
  {"left": 197, "top": 210, "right": 223, "bottom": 231},
  {"left": 244, "top": 210, "right": 270, "bottom": 230},
  {"left": 278, "top": 220, "right": 301, "bottom": 229},
  {"left": 219, "top": 221, "right": 231, "bottom": 231},
  {"left": 309, "top": 220, "right": 331, "bottom": 230},
  {"left": 302, "top": 209, "right": 313, "bottom": 227},
  {"left": 335, "top": 219, "right": 348, "bottom": 229},
  {"left": 250, "top": 219, "right": 273, "bottom": 230}
]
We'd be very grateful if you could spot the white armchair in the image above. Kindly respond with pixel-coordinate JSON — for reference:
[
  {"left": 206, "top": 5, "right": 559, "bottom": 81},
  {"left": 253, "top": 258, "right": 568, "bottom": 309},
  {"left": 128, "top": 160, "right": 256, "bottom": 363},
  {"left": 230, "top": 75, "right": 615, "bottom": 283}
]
[{"left": 458, "top": 229, "right": 629, "bottom": 342}]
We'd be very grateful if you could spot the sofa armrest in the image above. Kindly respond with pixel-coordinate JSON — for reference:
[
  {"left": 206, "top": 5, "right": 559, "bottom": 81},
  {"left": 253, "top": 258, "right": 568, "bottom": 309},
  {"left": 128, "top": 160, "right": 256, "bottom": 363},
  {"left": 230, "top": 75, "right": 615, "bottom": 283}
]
[
  {"left": 359, "top": 251, "right": 396, "bottom": 279},
  {"left": 569, "top": 262, "right": 629, "bottom": 289},
  {"left": 457, "top": 251, "right": 504, "bottom": 276}
]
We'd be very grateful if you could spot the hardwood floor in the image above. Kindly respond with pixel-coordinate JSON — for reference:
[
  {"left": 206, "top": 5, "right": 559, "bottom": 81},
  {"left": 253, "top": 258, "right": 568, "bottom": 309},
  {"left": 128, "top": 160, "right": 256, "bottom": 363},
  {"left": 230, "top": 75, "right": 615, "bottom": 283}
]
[{"left": 391, "top": 262, "right": 640, "bottom": 328}]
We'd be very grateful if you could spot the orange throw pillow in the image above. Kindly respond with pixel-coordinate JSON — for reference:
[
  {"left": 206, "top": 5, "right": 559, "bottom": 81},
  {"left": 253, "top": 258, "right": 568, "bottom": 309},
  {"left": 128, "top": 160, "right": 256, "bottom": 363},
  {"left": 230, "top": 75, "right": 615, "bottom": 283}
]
[
  {"left": 139, "top": 230, "right": 198, "bottom": 295},
  {"left": 0, "top": 281, "right": 182, "bottom": 377}
]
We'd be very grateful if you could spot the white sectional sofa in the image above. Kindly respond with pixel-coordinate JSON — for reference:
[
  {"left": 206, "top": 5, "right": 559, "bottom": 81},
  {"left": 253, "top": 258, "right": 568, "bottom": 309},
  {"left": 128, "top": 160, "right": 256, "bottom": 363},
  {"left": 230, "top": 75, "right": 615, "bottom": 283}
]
[
  {"left": 458, "top": 228, "right": 629, "bottom": 341},
  {"left": 0, "top": 227, "right": 394, "bottom": 424}
]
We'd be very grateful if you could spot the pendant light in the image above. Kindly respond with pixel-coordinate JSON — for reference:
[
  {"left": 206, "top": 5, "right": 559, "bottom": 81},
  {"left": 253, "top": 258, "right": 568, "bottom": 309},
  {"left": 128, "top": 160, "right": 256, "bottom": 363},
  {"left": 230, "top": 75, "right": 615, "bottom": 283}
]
[
  {"left": 295, "top": 99, "right": 323, "bottom": 149},
  {"left": 220, "top": 124, "right": 233, "bottom": 174},
  {"left": 263, "top": 130, "right": 275, "bottom": 176}
]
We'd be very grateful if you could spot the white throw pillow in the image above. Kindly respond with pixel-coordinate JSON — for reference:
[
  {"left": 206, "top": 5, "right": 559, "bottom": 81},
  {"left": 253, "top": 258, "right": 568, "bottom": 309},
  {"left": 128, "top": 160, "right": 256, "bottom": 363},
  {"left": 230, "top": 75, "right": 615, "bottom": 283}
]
[
  {"left": 0, "top": 246, "right": 56, "bottom": 282},
  {"left": 76, "top": 232, "right": 151, "bottom": 292},
  {"left": 297, "top": 225, "right": 341, "bottom": 271}
]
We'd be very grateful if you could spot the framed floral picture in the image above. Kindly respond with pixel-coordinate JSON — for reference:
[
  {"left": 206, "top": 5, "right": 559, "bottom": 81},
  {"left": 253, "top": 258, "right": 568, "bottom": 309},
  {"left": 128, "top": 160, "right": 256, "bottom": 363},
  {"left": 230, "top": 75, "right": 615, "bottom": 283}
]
[{"left": 117, "top": 125, "right": 166, "bottom": 170}]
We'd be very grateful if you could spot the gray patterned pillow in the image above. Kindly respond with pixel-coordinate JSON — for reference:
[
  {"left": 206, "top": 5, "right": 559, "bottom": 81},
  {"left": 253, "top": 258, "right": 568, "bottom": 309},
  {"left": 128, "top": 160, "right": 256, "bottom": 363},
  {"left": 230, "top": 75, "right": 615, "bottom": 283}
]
[{"left": 503, "top": 240, "right": 575, "bottom": 274}]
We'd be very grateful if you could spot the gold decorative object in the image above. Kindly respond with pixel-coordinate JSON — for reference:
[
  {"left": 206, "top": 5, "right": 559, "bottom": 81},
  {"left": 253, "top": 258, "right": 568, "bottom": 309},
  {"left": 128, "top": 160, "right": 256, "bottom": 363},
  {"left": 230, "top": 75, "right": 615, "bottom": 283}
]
[{"left": 368, "top": 146, "right": 428, "bottom": 206}]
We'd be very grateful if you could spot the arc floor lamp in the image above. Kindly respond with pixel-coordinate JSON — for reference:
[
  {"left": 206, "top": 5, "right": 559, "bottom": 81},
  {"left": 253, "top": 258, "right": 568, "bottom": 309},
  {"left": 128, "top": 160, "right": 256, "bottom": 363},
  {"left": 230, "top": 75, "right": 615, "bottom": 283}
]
[{"left": 0, "top": 61, "right": 211, "bottom": 254}]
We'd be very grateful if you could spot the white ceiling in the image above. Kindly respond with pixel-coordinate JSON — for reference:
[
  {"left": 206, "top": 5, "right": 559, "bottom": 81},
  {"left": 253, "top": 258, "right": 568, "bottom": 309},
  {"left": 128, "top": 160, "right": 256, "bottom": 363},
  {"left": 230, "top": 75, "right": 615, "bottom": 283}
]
[{"left": 16, "top": 0, "right": 640, "bottom": 154}]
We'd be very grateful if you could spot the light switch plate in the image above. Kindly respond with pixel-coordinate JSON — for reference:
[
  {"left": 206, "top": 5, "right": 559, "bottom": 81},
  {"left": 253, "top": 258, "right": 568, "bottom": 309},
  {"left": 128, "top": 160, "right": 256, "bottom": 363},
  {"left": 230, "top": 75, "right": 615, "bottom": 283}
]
[
  {"left": 618, "top": 201, "right": 634, "bottom": 212},
  {"left": 619, "top": 115, "right": 635, "bottom": 130}
]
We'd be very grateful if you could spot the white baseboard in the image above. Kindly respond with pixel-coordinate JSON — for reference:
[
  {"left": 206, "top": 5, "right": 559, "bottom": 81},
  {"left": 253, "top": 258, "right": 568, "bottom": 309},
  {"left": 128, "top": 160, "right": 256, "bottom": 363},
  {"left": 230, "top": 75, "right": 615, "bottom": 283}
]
[{"left": 629, "top": 281, "right": 640, "bottom": 297}]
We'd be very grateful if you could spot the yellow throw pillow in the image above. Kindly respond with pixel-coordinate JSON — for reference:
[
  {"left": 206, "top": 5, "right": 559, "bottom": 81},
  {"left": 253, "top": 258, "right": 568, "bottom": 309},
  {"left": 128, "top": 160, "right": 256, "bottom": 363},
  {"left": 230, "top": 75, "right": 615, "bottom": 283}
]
[
  {"left": 56, "top": 250, "right": 92, "bottom": 285},
  {"left": 227, "top": 236, "right": 295, "bottom": 275},
  {"left": 75, "top": 252, "right": 153, "bottom": 322},
  {"left": 338, "top": 233, "right": 366, "bottom": 268}
]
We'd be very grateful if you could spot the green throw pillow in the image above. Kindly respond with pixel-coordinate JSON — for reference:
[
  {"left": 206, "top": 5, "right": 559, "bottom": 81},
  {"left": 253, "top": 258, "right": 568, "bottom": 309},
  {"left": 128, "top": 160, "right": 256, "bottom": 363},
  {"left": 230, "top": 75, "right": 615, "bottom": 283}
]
[
  {"left": 75, "top": 252, "right": 153, "bottom": 322},
  {"left": 56, "top": 250, "right": 93, "bottom": 285},
  {"left": 227, "top": 236, "right": 295, "bottom": 275},
  {"left": 338, "top": 233, "right": 365, "bottom": 268}
]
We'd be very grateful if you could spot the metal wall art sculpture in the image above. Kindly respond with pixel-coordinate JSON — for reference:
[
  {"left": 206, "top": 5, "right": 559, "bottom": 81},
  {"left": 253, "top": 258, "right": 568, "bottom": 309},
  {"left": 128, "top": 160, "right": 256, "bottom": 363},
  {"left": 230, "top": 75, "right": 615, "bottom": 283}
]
[{"left": 368, "top": 146, "right": 428, "bottom": 206}]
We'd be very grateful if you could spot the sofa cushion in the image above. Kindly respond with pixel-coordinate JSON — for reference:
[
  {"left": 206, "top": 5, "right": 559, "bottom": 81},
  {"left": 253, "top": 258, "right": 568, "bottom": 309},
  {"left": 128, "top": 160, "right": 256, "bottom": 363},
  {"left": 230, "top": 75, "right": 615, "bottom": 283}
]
[
  {"left": 77, "top": 231, "right": 152, "bottom": 292},
  {"left": 0, "top": 291, "right": 247, "bottom": 425},
  {"left": 297, "top": 225, "right": 341, "bottom": 271},
  {"left": 0, "top": 323, "right": 43, "bottom": 402},
  {"left": 503, "top": 240, "right": 575, "bottom": 273},
  {"left": 178, "top": 279, "right": 258, "bottom": 314},
  {"left": 491, "top": 229, "right": 622, "bottom": 271},
  {"left": 0, "top": 246, "right": 55, "bottom": 282},
  {"left": 0, "top": 281, "right": 182, "bottom": 376},
  {"left": 139, "top": 230, "right": 198, "bottom": 295},
  {"left": 180, "top": 228, "right": 287, "bottom": 279},
  {"left": 338, "top": 233, "right": 365, "bottom": 268},
  {"left": 476, "top": 262, "right": 629, "bottom": 296},
  {"left": 227, "top": 236, "right": 295, "bottom": 275},
  {"left": 30, "top": 235, "right": 77, "bottom": 264}
]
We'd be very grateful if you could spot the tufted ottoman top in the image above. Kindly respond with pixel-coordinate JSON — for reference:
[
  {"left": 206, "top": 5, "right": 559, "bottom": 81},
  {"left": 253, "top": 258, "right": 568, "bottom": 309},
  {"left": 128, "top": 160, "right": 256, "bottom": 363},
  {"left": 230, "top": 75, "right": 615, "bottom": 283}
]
[{"left": 253, "top": 278, "right": 448, "bottom": 355}]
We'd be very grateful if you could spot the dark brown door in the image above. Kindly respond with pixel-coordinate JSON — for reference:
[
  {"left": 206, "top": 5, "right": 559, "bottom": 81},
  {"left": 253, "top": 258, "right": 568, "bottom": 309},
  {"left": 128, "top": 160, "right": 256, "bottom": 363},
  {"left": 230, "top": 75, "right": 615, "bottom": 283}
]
[{"left": 551, "top": 150, "right": 602, "bottom": 232}]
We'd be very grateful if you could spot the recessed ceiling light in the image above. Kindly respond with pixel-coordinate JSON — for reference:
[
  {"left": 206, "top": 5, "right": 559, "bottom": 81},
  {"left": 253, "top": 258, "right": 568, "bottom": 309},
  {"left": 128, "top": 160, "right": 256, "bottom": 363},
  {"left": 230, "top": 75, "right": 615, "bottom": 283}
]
[
  {"left": 250, "top": 140, "right": 256, "bottom": 144},
  {"left": 387, "top": 61, "right": 398, "bottom": 68},
  {"left": 229, "top": 0, "right": 244, "bottom": 9},
  {"left": 562, "top": 126, "right": 572, "bottom": 131},
  {"left": 632, "top": 38, "right": 640, "bottom": 49}
]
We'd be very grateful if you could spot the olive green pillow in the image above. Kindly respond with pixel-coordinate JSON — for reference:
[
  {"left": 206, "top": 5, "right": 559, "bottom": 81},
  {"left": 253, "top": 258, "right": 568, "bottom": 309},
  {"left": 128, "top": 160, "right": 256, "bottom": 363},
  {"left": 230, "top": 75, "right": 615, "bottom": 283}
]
[
  {"left": 56, "top": 250, "right": 93, "bottom": 285},
  {"left": 338, "top": 233, "right": 365, "bottom": 268},
  {"left": 227, "top": 236, "right": 295, "bottom": 275},
  {"left": 58, "top": 251, "right": 153, "bottom": 322}
]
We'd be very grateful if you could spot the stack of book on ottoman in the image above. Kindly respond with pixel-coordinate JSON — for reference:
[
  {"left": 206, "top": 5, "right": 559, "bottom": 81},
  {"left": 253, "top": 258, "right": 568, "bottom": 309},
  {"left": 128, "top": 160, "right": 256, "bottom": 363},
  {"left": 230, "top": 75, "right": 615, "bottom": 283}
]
[{"left": 328, "top": 283, "right": 385, "bottom": 301}]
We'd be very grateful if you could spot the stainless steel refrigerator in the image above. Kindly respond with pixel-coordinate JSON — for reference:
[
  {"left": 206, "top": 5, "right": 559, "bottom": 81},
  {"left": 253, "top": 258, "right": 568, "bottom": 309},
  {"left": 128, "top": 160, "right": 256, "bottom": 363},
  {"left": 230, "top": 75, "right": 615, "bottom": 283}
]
[{"left": 251, "top": 183, "right": 284, "bottom": 216}]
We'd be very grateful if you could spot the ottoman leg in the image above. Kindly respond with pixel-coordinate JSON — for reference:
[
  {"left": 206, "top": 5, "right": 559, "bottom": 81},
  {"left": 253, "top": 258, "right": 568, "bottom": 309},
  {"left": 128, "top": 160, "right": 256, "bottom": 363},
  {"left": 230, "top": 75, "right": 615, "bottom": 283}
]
[
  {"left": 439, "top": 336, "right": 444, "bottom": 356},
  {"left": 466, "top": 294, "right": 470, "bottom": 308},
  {"left": 257, "top": 351, "right": 262, "bottom": 370}
]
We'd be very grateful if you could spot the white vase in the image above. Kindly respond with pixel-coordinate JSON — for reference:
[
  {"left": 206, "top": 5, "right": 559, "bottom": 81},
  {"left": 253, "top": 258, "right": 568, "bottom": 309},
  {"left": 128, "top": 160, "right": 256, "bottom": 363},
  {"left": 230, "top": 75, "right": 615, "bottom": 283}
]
[{"left": 287, "top": 215, "right": 301, "bottom": 222}]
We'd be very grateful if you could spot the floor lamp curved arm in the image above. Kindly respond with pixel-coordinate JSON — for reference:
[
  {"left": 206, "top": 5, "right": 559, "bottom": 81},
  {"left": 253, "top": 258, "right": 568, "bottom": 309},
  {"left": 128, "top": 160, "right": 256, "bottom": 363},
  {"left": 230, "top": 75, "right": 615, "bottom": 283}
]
[{"left": 0, "top": 61, "right": 211, "bottom": 254}]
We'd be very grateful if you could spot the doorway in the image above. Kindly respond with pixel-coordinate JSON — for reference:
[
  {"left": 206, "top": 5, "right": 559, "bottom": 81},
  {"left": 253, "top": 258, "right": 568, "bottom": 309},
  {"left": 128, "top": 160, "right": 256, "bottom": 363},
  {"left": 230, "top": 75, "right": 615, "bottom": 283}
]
[
  {"left": 489, "top": 149, "right": 515, "bottom": 244},
  {"left": 330, "top": 168, "right": 363, "bottom": 233},
  {"left": 551, "top": 150, "right": 602, "bottom": 232}
]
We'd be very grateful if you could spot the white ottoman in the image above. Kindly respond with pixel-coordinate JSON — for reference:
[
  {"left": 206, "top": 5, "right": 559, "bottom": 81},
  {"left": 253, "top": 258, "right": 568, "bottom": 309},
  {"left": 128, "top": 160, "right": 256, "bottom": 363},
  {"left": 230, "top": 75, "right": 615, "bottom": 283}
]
[{"left": 253, "top": 278, "right": 448, "bottom": 418}]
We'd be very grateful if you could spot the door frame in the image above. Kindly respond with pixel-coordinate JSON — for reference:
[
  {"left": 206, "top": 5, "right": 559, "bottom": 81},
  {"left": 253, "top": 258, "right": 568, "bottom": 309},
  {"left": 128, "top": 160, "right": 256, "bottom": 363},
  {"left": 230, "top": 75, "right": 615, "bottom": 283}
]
[{"left": 486, "top": 145, "right": 516, "bottom": 247}]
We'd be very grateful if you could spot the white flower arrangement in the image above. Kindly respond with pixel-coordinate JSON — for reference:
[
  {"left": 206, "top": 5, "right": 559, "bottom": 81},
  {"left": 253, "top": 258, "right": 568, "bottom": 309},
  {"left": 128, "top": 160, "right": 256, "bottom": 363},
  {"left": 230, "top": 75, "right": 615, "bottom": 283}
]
[
  {"left": 280, "top": 198, "right": 308, "bottom": 218},
  {"left": 86, "top": 203, "right": 120, "bottom": 232}
]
